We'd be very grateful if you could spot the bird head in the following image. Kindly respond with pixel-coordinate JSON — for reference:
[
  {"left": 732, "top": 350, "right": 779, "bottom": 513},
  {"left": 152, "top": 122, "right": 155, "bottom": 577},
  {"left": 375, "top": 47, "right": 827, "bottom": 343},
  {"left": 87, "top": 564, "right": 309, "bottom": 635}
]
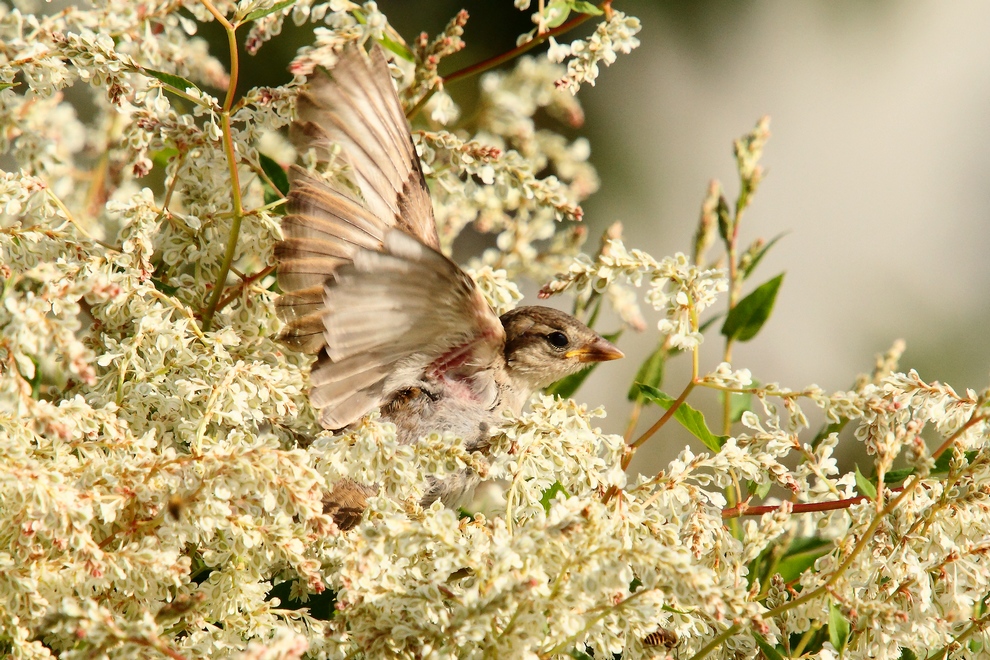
[{"left": 500, "top": 306, "right": 623, "bottom": 398}]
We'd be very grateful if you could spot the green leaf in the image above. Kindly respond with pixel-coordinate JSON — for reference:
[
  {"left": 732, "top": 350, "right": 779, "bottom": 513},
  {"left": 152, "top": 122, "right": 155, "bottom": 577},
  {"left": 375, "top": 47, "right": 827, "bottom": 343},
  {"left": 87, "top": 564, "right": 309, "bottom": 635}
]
[
  {"left": 721, "top": 273, "right": 784, "bottom": 342},
  {"left": 0, "top": 82, "right": 17, "bottom": 91},
  {"left": 544, "top": 330, "right": 620, "bottom": 399},
  {"left": 378, "top": 34, "right": 415, "bottom": 62},
  {"left": 855, "top": 464, "right": 877, "bottom": 499},
  {"left": 540, "top": 482, "right": 569, "bottom": 513},
  {"left": 243, "top": 0, "right": 295, "bottom": 22},
  {"left": 545, "top": 1, "right": 573, "bottom": 28},
  {"left": 636, "top": 384, "right": 727, "bottom": 452},
  {"left": 829, "top": 600, "right": 851, "bottom": 652},
  {"left": 716, "top": 194, "right": 732, "bottom": 243},
  {"left": 544, "top": 366, "right": 592, "bottom": 398},
  {"left": 742, "top": 231, "right": 788, "bottom": 279},
  {"left": 583, "top": 295, "right": 603, "bottom": 329},
  {"left": 570, "top": 0, "right": 604, "bottom": 15},
  {"left": 151, "top": 277, "right": 180, "bottom": 296},
  {"left": 259, "top": 152, "right": 290, "bottom": 195},
  {"left": 747, "top": 479, "right": 771, "bottom": 500},
  {"left": 785, "top": 536, "right": 832, "bottom": 556},
  {"left": 568, "top": 651, "right": 594, "bottom": 660},
  {"left": 776, "top": 537, "right": 832, "bottom": 582},
  {"left": 627, "top": 342, "right": 666, "bottom": 401},
  {"left": 660, "top": 603, "right": 693, "bottom": 615},
  {"left": 751, "top": 631, "right": 785, "bottom": 660},
  {"left": 883, "top": 466, "right": 914, "bottom": 485},
  {"left": 898, "top": 648, "right": 919, "bottom": 660},
  {"left": 721, "top": 390, "right": 753, "bottom": 423},
  {"left": 150, "top": 147, "right": 179, "bottom": 168},
  {"left": 24, "top": 355, "right": 42, "bottom": 399},
  {"left": 141, "top": 67, "right": 200, "bottom": 94},
  {"left": 885, "top": 450, "right": 976, "bottom": 484}
]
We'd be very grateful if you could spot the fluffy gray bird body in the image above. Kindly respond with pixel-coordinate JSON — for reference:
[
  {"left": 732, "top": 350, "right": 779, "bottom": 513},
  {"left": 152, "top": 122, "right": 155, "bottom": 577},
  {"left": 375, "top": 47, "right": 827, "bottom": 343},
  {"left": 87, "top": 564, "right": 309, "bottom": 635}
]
[{"left": 275, "top": 43, "right": 621, "bottom": 529}]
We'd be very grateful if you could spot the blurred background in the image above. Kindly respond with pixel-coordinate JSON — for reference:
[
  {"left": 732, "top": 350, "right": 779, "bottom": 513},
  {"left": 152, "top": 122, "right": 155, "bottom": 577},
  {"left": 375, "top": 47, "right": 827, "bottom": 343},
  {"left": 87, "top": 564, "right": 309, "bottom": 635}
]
[{"left": 229, "top": 1, "right": 990, "bottom": 476}]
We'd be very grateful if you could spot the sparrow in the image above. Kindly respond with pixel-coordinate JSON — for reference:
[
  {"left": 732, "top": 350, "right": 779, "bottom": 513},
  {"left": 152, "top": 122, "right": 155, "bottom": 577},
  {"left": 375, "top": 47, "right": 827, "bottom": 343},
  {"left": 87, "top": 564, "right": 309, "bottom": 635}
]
[{"left": 275, "top": 43, "right": 622, "bottom": 529}]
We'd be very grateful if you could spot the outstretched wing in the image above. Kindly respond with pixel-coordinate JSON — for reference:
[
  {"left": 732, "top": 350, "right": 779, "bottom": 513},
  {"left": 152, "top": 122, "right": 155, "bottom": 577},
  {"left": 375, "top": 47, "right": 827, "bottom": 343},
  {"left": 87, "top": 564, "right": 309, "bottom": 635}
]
[
  {"left": 294, "top": 42, "right": 438, "bottom": 249},
  {"left": 275, "top": 43, "right": 504, "bottom": 429},
  {"left": 312, "top": 229, "right": 504, "bottom": 429},
  {"left": 276, "top": 42, "right": 438, "bottom": 353}
]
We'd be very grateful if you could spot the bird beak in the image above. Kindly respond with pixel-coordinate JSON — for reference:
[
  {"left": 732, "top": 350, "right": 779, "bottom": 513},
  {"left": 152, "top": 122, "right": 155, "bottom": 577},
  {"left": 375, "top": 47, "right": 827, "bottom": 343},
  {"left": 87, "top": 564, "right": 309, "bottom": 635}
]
[{"left": 565, "top": 337, "right": 624, "bottom": 363}]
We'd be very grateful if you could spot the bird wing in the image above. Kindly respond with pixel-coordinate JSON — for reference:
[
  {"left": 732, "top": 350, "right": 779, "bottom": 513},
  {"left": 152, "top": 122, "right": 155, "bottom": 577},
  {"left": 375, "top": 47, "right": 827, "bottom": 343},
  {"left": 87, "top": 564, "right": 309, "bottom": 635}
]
[
  {"left": 312, "top": 229, "right": 505, "bottom": 429},
  {"left": 274, "top": 43, "right": 505, "bottom": 429},
  {"left": 294, "top": 41, "right": 438, "bottom": 249},
  {"left": 276, "top": 42, "right": 439, "bottom": 353}
]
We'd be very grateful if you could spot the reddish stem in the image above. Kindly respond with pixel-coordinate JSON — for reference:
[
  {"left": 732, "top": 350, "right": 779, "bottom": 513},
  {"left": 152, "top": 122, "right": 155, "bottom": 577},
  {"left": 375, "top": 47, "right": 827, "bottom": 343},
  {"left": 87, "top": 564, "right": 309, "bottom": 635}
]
[
  {"left": 722, "top": 487, "right": 906, "bottom": 519},
  {"left": 442, "top": 1, "right": 610, "bottom": 86},
  {"left": 213, "top": 264, "right": 275, "bottom": 314}
]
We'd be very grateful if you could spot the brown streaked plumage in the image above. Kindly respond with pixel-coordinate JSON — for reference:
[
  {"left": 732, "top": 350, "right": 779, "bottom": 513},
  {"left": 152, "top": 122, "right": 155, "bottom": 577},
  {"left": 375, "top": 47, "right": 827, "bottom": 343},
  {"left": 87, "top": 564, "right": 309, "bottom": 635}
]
[{"left": 275, "top": 43, "right": 622, "bottom": 529}]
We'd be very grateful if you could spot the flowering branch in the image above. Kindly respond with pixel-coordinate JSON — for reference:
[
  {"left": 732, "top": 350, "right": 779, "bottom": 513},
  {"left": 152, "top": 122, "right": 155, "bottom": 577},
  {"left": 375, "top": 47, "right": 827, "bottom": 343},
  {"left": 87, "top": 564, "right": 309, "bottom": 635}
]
[
  {"left": 761, "top": 473, "right": 928, "bottom": 619},
  {"left": 2, "top": 4, "right": 988, "bottom": 660},
  {"left": 443, "top": 1, "right": 611, "bottom": 86},
  {"left": 722, "top": 491, "right": 878, "bottom": 519}
]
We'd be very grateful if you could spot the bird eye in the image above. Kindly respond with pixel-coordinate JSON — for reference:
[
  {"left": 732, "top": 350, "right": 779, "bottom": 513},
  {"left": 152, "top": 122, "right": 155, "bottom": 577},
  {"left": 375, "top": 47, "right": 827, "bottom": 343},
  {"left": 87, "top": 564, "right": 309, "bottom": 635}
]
[{"left": 546, "top": 331, "right": 569, "bottom": 349}]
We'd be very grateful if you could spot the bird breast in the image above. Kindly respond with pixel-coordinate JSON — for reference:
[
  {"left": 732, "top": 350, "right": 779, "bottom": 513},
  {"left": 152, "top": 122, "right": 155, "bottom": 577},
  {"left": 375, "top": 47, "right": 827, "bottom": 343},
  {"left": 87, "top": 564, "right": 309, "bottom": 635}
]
[{"left": 381, "top": 371, "right": 505, "bottom": 454}]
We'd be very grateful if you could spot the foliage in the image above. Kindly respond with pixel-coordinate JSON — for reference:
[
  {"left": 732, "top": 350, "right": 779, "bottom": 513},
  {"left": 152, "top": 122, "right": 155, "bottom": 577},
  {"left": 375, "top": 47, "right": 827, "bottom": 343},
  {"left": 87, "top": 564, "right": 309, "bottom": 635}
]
[{"left": 1, "top": 1, "right": 989, "bottom": 659}]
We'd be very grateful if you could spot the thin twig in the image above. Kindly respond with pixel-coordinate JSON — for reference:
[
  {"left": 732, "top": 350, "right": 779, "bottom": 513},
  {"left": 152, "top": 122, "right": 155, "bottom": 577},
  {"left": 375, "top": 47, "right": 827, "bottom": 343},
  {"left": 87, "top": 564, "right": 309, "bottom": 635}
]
[
  {"left": 685, "top": 622, "right": 740, "bottom": 660},
  {"left": 630, "top": 380, "right": 696, "bottom": 453},
  {"left": 932, "top": 414, "right": 985, "bottom": 460},
  {"left": 722, "top": 491, "right": 880, "bottom": 519},
  {"left": 212, "top": 264, "right": 275, "bottom": 314},
  {"left": 45, "top": 187, "right": 120, "bottom": 251},
  {"left": 442, "top": 1, "right": 610, "bottom": 86}
]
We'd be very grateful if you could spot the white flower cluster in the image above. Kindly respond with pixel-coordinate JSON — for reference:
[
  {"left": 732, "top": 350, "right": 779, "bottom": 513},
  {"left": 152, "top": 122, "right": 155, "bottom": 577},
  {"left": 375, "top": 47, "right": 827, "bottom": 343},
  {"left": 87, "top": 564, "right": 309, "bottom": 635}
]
[
  {"left": 547, "top": 10, "right": 642, "bottom": 95},
  {"left": 417, "top": 128, "right": 588, "bottom": 285},
  {"left": 463, "top": 265, "right": 524, "bottom": 316},
  {"left": 541, "top": 239, "right": 728, "bottom": 346},
  {"left": 287, "top": 1, "right": 391, "bottom": 77},
  {"left": 308, "top": 414, "right": 487, "bottom": 507},
  {"left": 418, "top": 54, "right": 599, "bottom": 287},
  {"left": 3, "top": 3, "right": 990, "bottom": 660},
  {"left": 489, "top": 395, "right": 626, "bottom": 521}
]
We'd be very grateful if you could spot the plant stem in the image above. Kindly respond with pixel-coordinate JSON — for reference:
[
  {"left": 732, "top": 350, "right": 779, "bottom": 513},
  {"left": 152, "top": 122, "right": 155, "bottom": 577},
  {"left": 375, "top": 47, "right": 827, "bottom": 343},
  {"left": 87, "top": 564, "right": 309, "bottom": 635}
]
[
  {"left": 930, "top": 610, "right": 990, "bottom": 660},
  {"left": 45, "top": 186, "right": 119, "bottom": 251},
  {"left": 722, "top": 492, "right": 878, "bottom": 519},
  {"left": 443, "top": 1, "right": 610, "bottom": 86},
  {"left": 200, "top": 0, "right": 239, "bottom": 114},
  {"left": 199, "top": 0, "right": 243, "bottom": 332},
  {"left": 623, "top": 399, "right": 643, "bottom": 443},
  {"left": 686, "top": 623, "right": 740, "bottom": 660},
  {"left": 629, "top": 380, "right": 696, "bottom": 454},
  {"left": 932, "top": 414, "right": 985, "bottom": 460},
  {"left": 212, "top": 264, "right": 275, "bottom": 314}
]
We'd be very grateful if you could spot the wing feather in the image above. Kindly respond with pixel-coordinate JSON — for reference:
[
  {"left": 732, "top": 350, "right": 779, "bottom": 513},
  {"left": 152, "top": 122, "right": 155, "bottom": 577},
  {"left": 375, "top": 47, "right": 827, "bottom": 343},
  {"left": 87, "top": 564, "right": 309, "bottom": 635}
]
[
  {"left": 274, "top": 44, "right": 500, "bottom": 429},
  {"left": 310, "top": 230, "right": 504, "bottom": 429},
  {"left": 276, "top": 43, "right": 439, "bottom": 352}
]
